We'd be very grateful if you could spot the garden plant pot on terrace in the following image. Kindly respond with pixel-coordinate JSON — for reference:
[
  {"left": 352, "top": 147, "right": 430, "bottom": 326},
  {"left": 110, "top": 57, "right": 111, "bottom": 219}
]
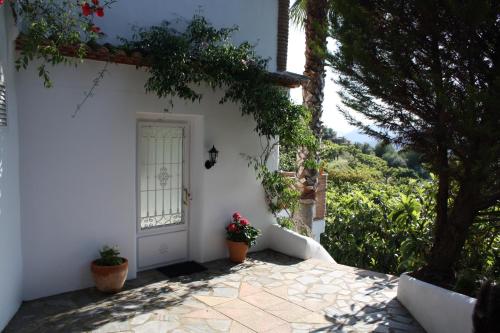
[
  {"left": 226, "top": 240, "right": 249, "bottom": 263},
  {"left": 225, "top": 212, "right": 260, "bottom": 263},
  {"left": 91, "top": 258, "right": 128, "bottom": 293},
  {"left": 91, "top": 245, "right": 128, "bottom": 293}
]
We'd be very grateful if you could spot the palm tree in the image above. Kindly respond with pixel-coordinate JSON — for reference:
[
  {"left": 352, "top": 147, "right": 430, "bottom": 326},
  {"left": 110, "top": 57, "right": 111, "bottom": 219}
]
[
  {"left": 291, "top": 0, "right": 329, "bottom": 204},
  {"left": 291, "top": 0, "right": 329, "bottom": 141}
]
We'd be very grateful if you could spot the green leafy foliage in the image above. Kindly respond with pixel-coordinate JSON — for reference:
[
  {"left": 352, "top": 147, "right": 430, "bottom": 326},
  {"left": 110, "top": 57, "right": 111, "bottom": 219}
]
[
  {"left": 322, "top": 180, "right": 434, "bottom": 274},
  {"left": 226, "top": 213, "right": 261, "bottom": 247},
  {"left": 320, "top": 141, "right": 499, "bottom": 295},
  {"left": 126, "top": 16, "right": 317, "bottom": 217},
  {"left": 260, "top": 168, "right": 300, "bottom": 217},
  {"left": 13, "top": 0, "right": 116, "bottom": 87},
  {"left": 328, "top": 0, "right": 500, "bottom": 285},
  {"left": 279, "top": 144, "right": 297, "bottom": 172},
  {"left": 125, "top": 16, "right": 315, "bottom": 143},
  {"left": 94, "top": 245, "right": 124, "bottom": 266},
  {"left": 321, "top": 140, "right": 413, "bottom": 184},
  {"left": 277, "top": 217, "right": 295, "bottom": 230},
  {"left": 454, "top": 213, "right": 500, "bottom": 295},
  {"left": 16, "top": 9, "right": 314, "bottom": 215}
]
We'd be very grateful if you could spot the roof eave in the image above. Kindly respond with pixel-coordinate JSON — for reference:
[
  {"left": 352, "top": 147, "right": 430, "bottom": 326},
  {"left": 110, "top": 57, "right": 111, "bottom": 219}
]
[{"left": 16, "top": 36, "right": 307, "bottom": 88}]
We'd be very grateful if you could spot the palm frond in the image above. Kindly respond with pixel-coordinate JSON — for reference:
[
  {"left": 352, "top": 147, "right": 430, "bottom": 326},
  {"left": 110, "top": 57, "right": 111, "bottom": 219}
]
[{"left": 290, "top": 0, "right": 307, "bottom": 28}]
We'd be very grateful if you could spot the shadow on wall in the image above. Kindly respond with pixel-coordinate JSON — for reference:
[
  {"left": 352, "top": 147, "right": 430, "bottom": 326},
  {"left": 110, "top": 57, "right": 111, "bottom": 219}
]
[{"left": 0, "top": 62, "right": 5, "bottom": 215}]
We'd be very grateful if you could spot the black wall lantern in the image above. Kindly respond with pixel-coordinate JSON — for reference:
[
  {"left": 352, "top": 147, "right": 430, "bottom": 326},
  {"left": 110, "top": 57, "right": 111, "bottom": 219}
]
[{"left": 205, "top": 145, "right": 219, "bottom": 169}]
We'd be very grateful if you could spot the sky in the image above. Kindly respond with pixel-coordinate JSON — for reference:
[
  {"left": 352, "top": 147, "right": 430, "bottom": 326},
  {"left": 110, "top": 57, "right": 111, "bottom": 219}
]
[{"left": 286, "top": 23, "right": 357, "bottom": 136}]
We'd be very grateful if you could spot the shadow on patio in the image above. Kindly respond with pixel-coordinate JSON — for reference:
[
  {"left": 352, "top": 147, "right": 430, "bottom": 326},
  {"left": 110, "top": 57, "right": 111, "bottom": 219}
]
[{"left": 5, "top": 250, "right": 423, "bottom": 332}]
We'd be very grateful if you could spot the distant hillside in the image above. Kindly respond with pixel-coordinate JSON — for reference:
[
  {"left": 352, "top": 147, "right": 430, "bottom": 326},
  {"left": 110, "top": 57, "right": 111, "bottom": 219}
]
[{"left": 343, "top": 129, "right": 377, "bottom": 146}]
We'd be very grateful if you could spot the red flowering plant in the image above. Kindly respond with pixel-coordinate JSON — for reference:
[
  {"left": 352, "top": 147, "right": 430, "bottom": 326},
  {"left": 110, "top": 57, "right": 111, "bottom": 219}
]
[
  {"left": 2, "top": 0, "right": 116, "bottom": 87},
  {"left": 226, "top": 212, "right": 260, "bottom": 247}
]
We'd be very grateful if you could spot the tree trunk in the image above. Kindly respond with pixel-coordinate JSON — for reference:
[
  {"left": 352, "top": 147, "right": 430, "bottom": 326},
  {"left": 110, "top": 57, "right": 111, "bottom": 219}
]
[
  {"left": 303, "top": 0, "right": 328, "bottom": 140},
  {"left": 415, "top": 180, "right": 478, "bottom": 287},
  {"left": 430, "top": 141, "right": 450, "bottom": 271},
  {"left": 297, "top": 0, "right": 328, "bottom": 201}
]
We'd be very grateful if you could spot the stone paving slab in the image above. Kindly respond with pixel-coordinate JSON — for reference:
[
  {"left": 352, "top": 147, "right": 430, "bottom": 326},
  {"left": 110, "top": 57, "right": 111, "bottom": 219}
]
[{"left": 4, "top": 250, "right": 424, "bottom": 332}]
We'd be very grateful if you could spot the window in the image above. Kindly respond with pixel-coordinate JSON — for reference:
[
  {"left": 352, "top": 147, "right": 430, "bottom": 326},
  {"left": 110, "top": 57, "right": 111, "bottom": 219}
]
[
  {"left": 138, "top": 123, "right": 186, "bottom": 230},
  {"left": 0, "top": 64, "right": 6, "bottom": 127}
]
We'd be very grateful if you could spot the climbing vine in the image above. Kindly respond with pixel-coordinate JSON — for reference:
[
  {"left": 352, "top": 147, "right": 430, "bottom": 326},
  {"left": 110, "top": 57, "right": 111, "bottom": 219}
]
[
  {"left": 7, "top": 0, "right": 115, "bottom": 87},
  {"left": 9, "top": 5, "right": 316, "bottom": 219},
  {"left": 124, "top": 16, "right": 317, "bottom": 218}
]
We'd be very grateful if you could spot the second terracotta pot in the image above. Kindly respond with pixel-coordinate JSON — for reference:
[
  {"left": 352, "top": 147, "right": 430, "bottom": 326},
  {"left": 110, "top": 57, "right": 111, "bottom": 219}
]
[{"left": 226, "top": 240, "right": 249, "bottom": 263}]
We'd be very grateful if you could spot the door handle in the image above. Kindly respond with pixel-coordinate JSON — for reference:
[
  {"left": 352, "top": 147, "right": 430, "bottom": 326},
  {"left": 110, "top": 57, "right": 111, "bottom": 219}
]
[{"left": 183, "top": 188, "right": 191, "bottom": 206}]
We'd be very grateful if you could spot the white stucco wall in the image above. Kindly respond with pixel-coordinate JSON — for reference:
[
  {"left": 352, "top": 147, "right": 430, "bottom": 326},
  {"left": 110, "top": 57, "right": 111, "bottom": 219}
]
[
  {"left": 17, "top": 58, "right": 277, "bottom": 300},
  {"left": 0, "top": 7, "right": 23, "bottom": 331},
  {"left": 268, "top": 225, "right": 335, "bottom": 263},
  {"left": 398, "top": 273, "right": 476, "bottom": 333},
  {"left": 98, "top": 0, "right": 279, "bottom": 71}
]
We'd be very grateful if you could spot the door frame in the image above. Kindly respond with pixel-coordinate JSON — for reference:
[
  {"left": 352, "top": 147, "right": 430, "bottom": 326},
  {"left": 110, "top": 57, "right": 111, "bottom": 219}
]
[{"left": 135, "top": 119, "right": 191, "bottom": 270}]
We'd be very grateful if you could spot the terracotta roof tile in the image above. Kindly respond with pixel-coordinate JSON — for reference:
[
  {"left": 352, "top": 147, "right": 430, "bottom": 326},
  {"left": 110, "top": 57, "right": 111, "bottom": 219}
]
[
  {"left": 16, "top": 36, "right": 306, "bottom": 87},
  {"left": 277, "top": 0, "right": 290, "bottom": 72}
]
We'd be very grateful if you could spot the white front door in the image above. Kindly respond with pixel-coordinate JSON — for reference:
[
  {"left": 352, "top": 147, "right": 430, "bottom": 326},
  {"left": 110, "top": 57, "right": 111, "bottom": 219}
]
[{"left": 136, "top": 121, "right": 189, "bottom": 270}]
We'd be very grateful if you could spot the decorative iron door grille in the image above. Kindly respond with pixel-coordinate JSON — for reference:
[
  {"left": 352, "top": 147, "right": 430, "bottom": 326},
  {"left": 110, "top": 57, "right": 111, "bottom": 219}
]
[{"left": 138, "top": 123, "right": 185, "bottom": 230}]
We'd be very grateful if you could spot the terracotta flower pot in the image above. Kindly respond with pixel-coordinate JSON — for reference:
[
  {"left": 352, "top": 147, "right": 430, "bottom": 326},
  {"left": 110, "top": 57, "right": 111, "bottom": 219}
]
[
  {"left": 226, "top": 240, "right": 249, "bottom": 263},
  {"left": 91, "top": 258, "right": 128, "bottom": 293}
]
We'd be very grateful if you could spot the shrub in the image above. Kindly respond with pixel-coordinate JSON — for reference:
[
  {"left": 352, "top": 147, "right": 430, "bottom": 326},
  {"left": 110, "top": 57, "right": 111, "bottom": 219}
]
[
  {"left": 277, "top": 217, "right": 295, "bottom": 230},
  {"left": 322, "top": 180, "right": 434, "bottom": 274},
  {"left": 322, "top": 174, "right": 499, "bottom": 296},
  {"left": 286, "top": 129, "right": 497, "bottom": 296},
  {"left": 95, "top": 245, "right": 124, "bottom": 266}
]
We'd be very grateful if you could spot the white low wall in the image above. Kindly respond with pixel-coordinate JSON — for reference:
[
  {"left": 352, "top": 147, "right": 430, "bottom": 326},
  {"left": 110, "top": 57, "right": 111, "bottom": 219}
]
[
  {"left": 267, "top": 224, "right": 335, "bottom": 263},
  {"left": 397, "top": 273, "right": 476, "bottom": 333},
  {"left": 311, "top": 219, "right": 325, "bottom": 243}
]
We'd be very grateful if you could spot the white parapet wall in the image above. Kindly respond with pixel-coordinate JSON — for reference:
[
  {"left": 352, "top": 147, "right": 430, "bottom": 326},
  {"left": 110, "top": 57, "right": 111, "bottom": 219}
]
[
  {"left": 397, "top": 273, "right": 476, "bottom": 333},
  {"left": 311, "top": 219, "right": 325, "bottom": 243},
  {"left": 267, "top": 224, "right": 335, "bottom": 263}
]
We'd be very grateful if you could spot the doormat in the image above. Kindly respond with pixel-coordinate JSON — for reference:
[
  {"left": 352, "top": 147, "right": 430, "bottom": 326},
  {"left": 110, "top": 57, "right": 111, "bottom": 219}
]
[{"left": 157, "top": 261, "right": 207, "bottom": 278}]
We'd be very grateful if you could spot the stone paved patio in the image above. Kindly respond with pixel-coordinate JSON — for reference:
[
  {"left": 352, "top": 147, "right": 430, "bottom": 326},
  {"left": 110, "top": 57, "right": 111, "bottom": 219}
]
[{"left": 5, "top": 250, "right": 424, "bottom": 332}]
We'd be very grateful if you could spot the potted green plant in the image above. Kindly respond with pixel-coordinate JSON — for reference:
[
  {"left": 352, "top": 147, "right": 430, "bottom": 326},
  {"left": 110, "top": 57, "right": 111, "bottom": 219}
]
[
  {"left": 226, "top": 212, "right": 260, "bottom": 263},
  {"left": 91, "top": 245, "right": 128, "bottom": 293}
]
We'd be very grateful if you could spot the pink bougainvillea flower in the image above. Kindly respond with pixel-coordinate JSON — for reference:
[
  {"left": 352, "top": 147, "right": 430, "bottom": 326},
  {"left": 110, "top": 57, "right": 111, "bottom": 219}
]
[
  {"left": 232, "top": 212, "right": 242, "bottom": 221},
  {"left": 82, "top": 3, "right": 92, "bottom": 16},
  {"left": 240, "top": 218, "right": 249, "bottom": 226},
  {"left": 96, "top": 7, "right": 104, "bottom": 17},
  {"left": 0, "top": 0, "right": 4, "bottom": 6}
]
